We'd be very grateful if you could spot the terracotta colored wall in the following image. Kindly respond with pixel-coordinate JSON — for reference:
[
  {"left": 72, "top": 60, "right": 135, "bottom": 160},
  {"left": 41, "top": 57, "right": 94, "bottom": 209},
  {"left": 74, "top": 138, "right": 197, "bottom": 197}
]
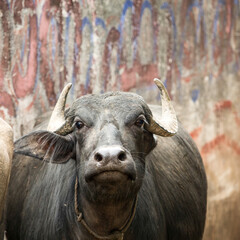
[{"left": 0, "top": 0, "right": 239, "bottom": 239}]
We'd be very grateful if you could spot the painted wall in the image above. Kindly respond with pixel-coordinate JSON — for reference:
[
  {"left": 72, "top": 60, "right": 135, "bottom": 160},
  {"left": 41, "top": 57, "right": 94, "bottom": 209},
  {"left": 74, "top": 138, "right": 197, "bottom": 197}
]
[{"left": 0, "top": 0, "right": 239, "bottom": 239}]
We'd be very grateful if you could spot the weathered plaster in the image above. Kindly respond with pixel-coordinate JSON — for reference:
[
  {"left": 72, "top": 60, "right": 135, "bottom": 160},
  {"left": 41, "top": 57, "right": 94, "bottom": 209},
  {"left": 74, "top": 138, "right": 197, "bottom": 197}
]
[{"left": 0, "top": 0, "right": 239, "bottom": 239}]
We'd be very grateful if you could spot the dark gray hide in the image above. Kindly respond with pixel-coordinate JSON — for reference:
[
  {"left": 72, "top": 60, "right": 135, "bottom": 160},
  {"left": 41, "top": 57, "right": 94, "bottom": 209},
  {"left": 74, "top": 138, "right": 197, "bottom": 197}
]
[{"left": 6, "top": 92, "right": 207, "bottom": 240}]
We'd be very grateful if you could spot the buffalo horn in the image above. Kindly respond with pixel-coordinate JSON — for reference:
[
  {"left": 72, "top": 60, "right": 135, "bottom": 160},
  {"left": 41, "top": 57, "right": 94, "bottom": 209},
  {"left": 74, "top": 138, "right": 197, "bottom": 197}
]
[
  {"left": 146, "top": 78, "right": 178, "bottom": 137},
  {"left": 47, "top": 83, "right": 72, "bottom": 132}
]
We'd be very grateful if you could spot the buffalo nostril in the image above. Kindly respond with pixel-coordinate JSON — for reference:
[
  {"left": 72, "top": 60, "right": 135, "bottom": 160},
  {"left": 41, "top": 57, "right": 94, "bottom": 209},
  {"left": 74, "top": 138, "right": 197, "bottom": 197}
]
[
  {"left": 94, "top": 153, "right": 103, "bottom": 162},
  {"left": 118, "top": 152, "right": 127, "bottom": 161}
]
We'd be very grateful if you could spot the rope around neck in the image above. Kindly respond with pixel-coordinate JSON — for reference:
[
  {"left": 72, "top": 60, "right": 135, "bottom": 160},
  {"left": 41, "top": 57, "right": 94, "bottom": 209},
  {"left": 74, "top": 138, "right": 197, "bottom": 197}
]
[{"left": 74, "top": 178, "right": 137, "bottom": 240}]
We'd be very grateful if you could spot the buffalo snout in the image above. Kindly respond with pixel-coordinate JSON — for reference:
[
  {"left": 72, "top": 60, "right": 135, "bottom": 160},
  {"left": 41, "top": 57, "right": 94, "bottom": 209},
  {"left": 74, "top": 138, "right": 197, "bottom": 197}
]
[
  {"left": 94, "top": 146, "right": 127, "bottom": 163},
  {"left": 85, "top": 145, "right": 137, "bottom": 183}
]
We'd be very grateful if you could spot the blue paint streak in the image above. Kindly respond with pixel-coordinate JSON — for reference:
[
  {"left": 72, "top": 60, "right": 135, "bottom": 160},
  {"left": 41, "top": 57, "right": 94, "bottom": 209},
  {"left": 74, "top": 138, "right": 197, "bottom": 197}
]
[
  {"left": 117, "top": 0, "right": 133, "bottom": 65},
  {"left": 195, "top": 0, "right": 207, "bottom": 46},
  {"left": 178, "top": 1, "right": 207, "bottom": 90},
  {"left": 191, "top": 89, "right": 200, "bottom": 102},
  {"left": 234, "top": 0, "right": 240, "bottom": 14},
  {"left": 133, "top": 1, "right": 154, "bottom": 61},
  {"left": 160, "top": 2, "right": 177, "bottom": 54},
  {"left": 139, "top": 1, "right": 156, "bottom": 61},
  {"left": 160, "top": 3, "right": 180, "bottom": 90},
  {"left": 20, "top": 24, "right": 30, "bottom": 62},
  {"left": 50, "top": 18, "right": 57, "bottom": 61},
  {"left": 33, "top": 7, "right": 43, "bottom": 92},
  {"left": 140, "top": 0, "right": 152, "bottom": 18},
  {"left": 6, "top": 0, "right": 10, "bottom": 9},
  {"left": 80, "top": 17, "right": 93, "bottom": 92},
  {"left": 212, "top": 0, "right": 226, "bottom": 61},
  {"left": 119, "top": 0, "right": 133, "bottom": 32},
  {"left": 81, "top": 17, "right": 93, "bottom": 32},
  {"left": 95, "top": 18, "right": 106, "bottom": 30},
  {"left": 181, "top": 1, "right": 202, "bottom": 43},
  {"left": 213, "top": 0, "right": 226, "bottom": 40},
  {"left": 64, "top": 15, "right": 71, "bottom": 65},
  {"left": 71, "top": 42, "right": 79, "bottom": 96},
  {"left": 95, "top": 17, "right": 107, "bottom": 92}
]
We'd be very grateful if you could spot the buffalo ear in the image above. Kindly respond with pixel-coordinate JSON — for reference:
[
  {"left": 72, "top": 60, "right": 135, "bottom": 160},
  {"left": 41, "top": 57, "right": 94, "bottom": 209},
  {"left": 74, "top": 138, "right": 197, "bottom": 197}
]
[{"left": 14, "top": 131, "right": 75, "bottom": 163}]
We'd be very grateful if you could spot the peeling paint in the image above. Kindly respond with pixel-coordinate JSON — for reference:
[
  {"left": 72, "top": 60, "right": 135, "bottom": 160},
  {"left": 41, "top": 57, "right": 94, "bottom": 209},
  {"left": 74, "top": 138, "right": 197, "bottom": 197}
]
[{"left": 0, "top": 1, "right": 239, "bottom": 239}]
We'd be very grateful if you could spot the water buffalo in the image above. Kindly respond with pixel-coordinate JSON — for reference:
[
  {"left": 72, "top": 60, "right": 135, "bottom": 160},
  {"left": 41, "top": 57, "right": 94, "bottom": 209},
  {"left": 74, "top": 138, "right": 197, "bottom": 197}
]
[
  {"left": 0, "top": 118, "right": 13, "bottom": 240},
  {"left": 6, "top": 79, "right": 207, "bottom": 240}
]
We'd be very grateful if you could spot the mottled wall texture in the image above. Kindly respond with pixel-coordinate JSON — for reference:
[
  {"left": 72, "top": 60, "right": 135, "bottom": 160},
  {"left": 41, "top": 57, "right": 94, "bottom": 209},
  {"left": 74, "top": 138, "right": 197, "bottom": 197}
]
[{"left": 0, "top": 0, "right": 239, "bottom": 239}]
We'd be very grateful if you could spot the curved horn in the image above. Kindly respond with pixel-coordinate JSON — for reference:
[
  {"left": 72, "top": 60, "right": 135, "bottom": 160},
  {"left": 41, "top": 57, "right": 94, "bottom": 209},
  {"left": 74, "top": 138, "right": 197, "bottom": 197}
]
[
  {"left": 146, "top": 78, "right": 178, "bottom": 137},
  {"left": 47, "top": 83, "right": 72, "bottom": 132}
]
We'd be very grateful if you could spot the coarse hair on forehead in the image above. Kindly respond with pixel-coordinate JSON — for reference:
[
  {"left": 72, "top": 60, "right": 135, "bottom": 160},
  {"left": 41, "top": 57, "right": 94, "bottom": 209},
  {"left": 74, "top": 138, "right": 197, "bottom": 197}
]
[
  {"left": 67, "top": 91, "right": 150, "bottom": 116},
  {"left": 73, "top": 91, "right": 145, "bottom": 103}
]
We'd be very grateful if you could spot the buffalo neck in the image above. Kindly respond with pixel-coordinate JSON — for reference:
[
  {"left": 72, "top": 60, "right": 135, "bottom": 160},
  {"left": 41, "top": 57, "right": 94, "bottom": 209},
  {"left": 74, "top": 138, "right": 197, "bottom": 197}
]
[
  {"left": 75, "top": 179, "right": 136, "bottom": 238},
  {"left": 79, "top": 196, "right": 136, "bottom": 238}
]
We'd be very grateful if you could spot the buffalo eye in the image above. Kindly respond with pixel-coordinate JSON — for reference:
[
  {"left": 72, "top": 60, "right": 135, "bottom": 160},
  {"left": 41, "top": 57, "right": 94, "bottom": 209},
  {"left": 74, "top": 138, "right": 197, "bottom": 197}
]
[
  {"left": 75, "top": 121, "right": 84, "bottom": 130},
  {"left": 135, "top": 117, "right": 146, "bottom": 128}
]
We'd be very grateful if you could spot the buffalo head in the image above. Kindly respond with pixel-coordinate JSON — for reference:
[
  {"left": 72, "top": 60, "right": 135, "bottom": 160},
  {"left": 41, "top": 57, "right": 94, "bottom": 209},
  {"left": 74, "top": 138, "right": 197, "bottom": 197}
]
[{"left": 15, "top": 79, "right": 178, "bottom": 203}]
